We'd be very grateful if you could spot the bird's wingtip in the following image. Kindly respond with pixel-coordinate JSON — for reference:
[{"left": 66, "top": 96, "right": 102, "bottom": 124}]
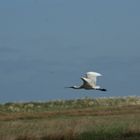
[{"left": 87, "top": 71, "right": 102, "bottom": 76}]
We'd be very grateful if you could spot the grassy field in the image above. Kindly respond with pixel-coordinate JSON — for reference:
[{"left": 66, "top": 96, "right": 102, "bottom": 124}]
[{"left": 0, "top": 96, "right": 140, "bottom": 140}]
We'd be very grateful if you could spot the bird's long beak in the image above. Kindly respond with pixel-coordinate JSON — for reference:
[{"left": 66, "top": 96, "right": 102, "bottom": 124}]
[{"left": 64, "top": 86, "right": 73, "bottom": 88}]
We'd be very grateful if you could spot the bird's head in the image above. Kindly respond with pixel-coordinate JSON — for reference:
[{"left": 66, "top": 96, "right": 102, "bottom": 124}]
[{"left": 66, "top": 86, "right": 80, "bottom": 89}]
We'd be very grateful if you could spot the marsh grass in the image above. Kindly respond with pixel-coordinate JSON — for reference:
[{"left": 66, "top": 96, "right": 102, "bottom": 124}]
[
  {"left": 0, "top": 96, "right": 140, "bottom": 140},
  {"left": 1, "top": 96, "right": 140, "bottom": 113}
]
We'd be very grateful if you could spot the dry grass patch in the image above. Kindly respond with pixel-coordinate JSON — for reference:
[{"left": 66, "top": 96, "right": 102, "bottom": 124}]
[{"left": 0, "top": 96, "right": 140, "bottom": 140}]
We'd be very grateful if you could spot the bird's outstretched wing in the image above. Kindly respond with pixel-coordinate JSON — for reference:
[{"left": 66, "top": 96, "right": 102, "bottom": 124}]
[
  {"left": 85, "top": 72, "right": 102, "bottom": 86},
  {"left": 80, "top": 77, "right": 95, "bottom": 89}
]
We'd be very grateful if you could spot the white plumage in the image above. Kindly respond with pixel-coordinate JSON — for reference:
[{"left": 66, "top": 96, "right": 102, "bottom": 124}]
[{"left": 68, "top": 71, "right": 107, "bottom": 91}]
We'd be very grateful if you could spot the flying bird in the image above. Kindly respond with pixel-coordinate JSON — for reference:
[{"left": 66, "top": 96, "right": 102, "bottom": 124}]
[{"left": 68, "top": 71, "right": 107, "bottom": 91}]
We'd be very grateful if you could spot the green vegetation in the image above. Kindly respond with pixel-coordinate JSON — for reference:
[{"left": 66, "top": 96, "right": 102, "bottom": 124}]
[{"left": 0, "top": 96, "right": 140, "bottom": 140}]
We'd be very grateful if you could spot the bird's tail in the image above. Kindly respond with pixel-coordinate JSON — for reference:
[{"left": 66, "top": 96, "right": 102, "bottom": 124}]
[{"left": 99, "top": 88, "right": 107, "bottom": 91}]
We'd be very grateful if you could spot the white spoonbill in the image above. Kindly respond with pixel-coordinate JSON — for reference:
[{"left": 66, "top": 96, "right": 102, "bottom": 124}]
[{"left": 68, "top": 71, "right": 107, "bottom": 91}]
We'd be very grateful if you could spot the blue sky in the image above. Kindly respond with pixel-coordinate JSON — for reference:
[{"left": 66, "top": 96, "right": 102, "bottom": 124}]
[{"left": 0, "top": 0, "right": 140, "bottom": 102}]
